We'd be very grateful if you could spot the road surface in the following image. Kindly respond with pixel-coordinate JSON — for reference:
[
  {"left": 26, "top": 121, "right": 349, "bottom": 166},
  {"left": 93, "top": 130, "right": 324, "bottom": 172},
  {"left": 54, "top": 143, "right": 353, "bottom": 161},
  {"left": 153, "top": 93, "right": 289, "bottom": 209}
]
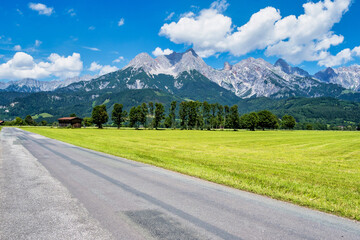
[{"left": 0, "top": 127, "right": 359, "bottom": 240}]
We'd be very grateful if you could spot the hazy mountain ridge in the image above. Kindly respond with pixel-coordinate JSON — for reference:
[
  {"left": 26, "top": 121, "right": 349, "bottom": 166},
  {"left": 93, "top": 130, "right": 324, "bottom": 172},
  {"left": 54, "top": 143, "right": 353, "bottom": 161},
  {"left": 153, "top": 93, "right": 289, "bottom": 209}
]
[{"left": 0, "top": 75, "right": 96, "bottom": 93}]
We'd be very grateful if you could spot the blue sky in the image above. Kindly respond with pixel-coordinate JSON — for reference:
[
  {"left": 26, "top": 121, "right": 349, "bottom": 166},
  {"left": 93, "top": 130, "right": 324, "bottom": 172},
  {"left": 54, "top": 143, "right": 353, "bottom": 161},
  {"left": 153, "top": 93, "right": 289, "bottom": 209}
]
[{"left": 0, "top": 0, "right": 359, "bottom": 81}]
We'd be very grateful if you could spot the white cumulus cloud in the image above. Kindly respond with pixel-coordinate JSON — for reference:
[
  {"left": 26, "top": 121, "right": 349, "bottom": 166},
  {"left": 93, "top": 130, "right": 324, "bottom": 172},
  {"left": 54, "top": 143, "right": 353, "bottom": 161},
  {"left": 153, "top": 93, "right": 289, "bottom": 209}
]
[
  {"left": 152, "top": 47, "right": 174, "bottom": 57},
  {"left": 118, "top": 18, "right": 125, "bottom": 26},
  {"left": 99, "top": 65, "right": 119, "bottom": 75},
  {"left": 112, "top": 56, "right": 125, "bottom": 63},
  {"left": 352, "top": 46, "right": 360, "bottom": 56},
  {"left": 0, "top": 52, "right": 83, "bottom": 80},
  {"left": 88, "top": 62, "right": 102, "bottom": 71},
  {"left": 318, "top": 46, "right": 360, "bottom": 67},
  {"left": 28, "top": 3, "right": 54, "bottom": 16},
  {"left": 159, "top": 0, "right": 357, "bottom": 66},
  {"left": 88, "top": 62, "right": 118, "bottom": 75},
  {"left": 14, "top": 45, "right": 22, "bottom": 51}
]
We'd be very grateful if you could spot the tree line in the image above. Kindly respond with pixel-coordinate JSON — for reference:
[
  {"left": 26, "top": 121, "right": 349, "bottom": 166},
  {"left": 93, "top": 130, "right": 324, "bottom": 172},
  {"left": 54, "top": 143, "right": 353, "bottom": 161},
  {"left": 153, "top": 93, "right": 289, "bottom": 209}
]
[
  {"left": 5, "top": 100, "right": 360, "bottom": 130},
  {"left": 90, "top": 101, "right": 297, "bottom": 130}
]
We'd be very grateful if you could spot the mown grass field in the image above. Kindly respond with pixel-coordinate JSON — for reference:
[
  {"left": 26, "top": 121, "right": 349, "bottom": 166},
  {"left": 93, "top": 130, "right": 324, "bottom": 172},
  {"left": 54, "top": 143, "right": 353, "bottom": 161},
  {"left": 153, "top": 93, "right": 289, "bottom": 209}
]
[{"left": 23, "top": 127, "right": 360, "bottom": 221}]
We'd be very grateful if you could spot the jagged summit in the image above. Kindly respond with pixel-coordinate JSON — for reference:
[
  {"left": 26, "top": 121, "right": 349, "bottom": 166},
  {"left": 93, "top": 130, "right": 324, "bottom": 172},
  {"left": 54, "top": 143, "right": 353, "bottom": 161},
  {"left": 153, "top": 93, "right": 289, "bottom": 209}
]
[
  {"left": 274, "top": 58, "right": 310, "bottom": 77},
  {"left": 185, "top": 48, "right": 198, "bottom": 57},
  {"left": 274, "top": 58, "right": 291, "bottom": 72},
  {"left": 314, "top": 65, "right": 360, "bottom": 91},
  {"left": 314, "top": 67, "right": 337, "bottom": 83},
  {"left": 125, "top": 48, "right": 207, "bottom": 77},
  {"left": 223, "top": 62, "right": 232, "bottom": 71},
  {"left": 164, "top": 48, "right": 199, "bottom": 65}
]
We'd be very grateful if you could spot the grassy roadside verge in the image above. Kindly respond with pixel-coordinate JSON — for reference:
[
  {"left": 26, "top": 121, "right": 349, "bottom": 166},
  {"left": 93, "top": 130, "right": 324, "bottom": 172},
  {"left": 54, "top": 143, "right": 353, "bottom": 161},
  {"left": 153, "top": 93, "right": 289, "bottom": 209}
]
[{"left": 22, "top": 127, "right": 360, "bottom": 221}]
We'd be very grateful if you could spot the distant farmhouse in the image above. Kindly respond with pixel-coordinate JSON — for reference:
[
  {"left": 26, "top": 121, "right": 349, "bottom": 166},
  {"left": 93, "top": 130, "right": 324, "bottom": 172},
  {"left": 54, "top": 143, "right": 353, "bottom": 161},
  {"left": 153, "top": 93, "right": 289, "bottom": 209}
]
[
  {"left": 0, "top": 120, "right": 4, "bottom": 125},
  {"left": 58, "top": 117, "right": 82, "bottom": 128}
]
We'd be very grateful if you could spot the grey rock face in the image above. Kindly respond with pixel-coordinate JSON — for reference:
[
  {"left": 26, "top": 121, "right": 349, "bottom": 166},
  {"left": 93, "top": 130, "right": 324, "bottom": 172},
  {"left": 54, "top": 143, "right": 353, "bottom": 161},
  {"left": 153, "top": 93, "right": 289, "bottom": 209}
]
[{"left": 315, "top": 65, "right": 360, "bottom": 91}]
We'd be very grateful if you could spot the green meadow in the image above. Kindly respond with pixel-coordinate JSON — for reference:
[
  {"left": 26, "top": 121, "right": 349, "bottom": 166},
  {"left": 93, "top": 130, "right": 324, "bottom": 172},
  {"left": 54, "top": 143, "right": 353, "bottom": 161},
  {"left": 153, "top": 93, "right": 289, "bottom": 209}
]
[{"left": 23, "top": 127, "right": 360, "bottom": 220}]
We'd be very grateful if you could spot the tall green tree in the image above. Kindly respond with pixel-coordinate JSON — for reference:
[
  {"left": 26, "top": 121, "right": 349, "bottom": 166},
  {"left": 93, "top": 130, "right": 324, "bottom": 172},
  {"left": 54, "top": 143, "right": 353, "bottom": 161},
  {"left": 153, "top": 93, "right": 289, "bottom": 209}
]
[
  {"left": 216, "top": 104, "right": 224, "bottom": 128},
  {"left": 179, "top": 101, "right": 188, "bottom": 130},
  {"left": 187, "top": 101, "right": 198, "bottom": 129},
  {"left": 229, "top": 105, "right": 240, "bottom": 130},
  {"left": 111, "top": 103, "right": 127, "bottom": 129},
  {"left": 195, "top": 102, "right": 204, "bottom": 130},
  {"left": 202, "top": 101, "right": 211, "bottom": 130},
  {"left": 282, "top": 115, "right": 296, "bottom": 129},
  {"left": 129, "top": 106, "right": 139, "bottom": 129},
  {"left": 83, "top": 117, "right": 93, "bottom": 127},
  {"left": 70, "top": 113, "right": 77, "bottom": 117},
  {"left": 257, "top": 110, "right": 279, "bottom": 130},
  {"left": 148, "top": 102, "right": 154, "bottom": 117},
  {"left": 224, "top": 105, "right": 231, "bottom": 129},
  {"left": 170, "top": 101, "right": 177, "bottom": 129},
  {"left": 210, "top": 103, "right": 217, "bottom": 129},
  {"left": 140, "top": 103, "right": 148, "bottom": 128},
  {"left": 14, "top": 117, "right": 24, "bottom": 126},
  {"left": 240, "top": 112, "right": 259, "bottom": 131},
  {"left": 25, "top": 115, "right": 35, "bottom": 126},
  {"left": 40, "top": 120, "right": 48, "bottom": 126},
  {"left": 92, "top": 105, "right": 108, "bottom": 129},
  {"left": 165, "top": 101, "right": 177, "bottom": 129},
  {"left": 153, "top": 103, "right": 165, "bottom": 129}
]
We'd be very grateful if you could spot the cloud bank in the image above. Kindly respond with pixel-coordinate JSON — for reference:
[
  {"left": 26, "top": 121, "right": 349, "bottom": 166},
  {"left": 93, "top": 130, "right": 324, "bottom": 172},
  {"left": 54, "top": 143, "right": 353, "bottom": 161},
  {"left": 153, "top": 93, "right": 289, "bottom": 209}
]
[
  {"left": 159, "top": 0, "right": 359, "bottom": 67},
  {"left": 0, "top": 52, "right": 83, "bottom": 80}
]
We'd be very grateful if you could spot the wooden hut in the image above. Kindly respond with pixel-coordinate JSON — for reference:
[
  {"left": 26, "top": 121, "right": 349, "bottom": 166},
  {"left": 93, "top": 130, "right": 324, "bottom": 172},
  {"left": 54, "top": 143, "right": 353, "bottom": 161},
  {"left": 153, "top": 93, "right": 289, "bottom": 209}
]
[{"left": 58, "top": 117, "right": 82, "bottom": 128}]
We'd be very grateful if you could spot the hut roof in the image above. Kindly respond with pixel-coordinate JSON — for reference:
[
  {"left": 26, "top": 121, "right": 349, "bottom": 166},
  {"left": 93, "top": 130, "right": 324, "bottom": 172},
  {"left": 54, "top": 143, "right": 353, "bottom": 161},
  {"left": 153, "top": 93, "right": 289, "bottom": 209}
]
[{"left": 58, "top": 117, "right": 82, "bottom": 121}]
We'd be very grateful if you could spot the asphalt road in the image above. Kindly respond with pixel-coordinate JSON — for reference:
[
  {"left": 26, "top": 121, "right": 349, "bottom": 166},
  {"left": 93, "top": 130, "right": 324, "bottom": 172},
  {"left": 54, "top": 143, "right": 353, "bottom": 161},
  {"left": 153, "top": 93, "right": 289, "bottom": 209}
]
[{"left": 0, "top": 127, "right": 359, "bottom": 240}]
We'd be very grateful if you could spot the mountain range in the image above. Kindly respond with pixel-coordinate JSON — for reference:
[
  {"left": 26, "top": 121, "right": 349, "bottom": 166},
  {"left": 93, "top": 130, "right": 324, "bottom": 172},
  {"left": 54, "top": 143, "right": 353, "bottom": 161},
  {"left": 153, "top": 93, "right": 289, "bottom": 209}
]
[
  {"left": 2, "top": 48, "right": 360, "bottom": 124},
  {"left": 2, "top": 48, "right": 360, "bottom": 97},
  {"left": 0, "top": 75, "right": 95, "bottom": 93},
  {"left": 62, "top": 48, "right": 353, "bottom": 99}
]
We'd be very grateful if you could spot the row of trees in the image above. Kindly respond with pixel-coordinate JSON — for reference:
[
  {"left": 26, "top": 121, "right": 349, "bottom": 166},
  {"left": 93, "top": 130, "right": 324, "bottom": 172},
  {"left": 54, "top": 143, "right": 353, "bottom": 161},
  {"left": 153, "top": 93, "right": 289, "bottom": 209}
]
[
  {"left": 90, "top": 101, "right": 297, "bottom": 130},
  {"left": 4, "top": 115, "right": 48, "bottom": 126}
]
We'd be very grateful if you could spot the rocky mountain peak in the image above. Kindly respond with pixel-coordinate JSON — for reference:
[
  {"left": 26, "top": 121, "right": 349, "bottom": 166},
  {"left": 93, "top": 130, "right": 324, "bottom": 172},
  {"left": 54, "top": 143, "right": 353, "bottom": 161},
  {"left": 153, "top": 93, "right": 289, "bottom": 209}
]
[
  {"left": 127, "top": 52, "right": 154, "bottom": 66},
  {"left": 164, "top": 48, "right": 199, "bottom": 66},
  {"left": 315, "top": 65, "right": 360, "bottom": 91},
  {"left": 314, "top": 67, "right": 337, "bottom": 82},
  {"left": 234, "top": 57, "right": 272, "bottom": 69},
  {"left": 274, "top": 58, "right": 310, "bottom": 77},
  {"left": 126, "top": 52, "right": 159, "bottom": 73},
  {"left": 274, "top": 58, "right": 291, "bottom": 72},
  {"left": 185, "top": 48, "right": 198, "bottom": 57},
  {"left": 224, "top": 62, "right": 232, "bottom": 71}
]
